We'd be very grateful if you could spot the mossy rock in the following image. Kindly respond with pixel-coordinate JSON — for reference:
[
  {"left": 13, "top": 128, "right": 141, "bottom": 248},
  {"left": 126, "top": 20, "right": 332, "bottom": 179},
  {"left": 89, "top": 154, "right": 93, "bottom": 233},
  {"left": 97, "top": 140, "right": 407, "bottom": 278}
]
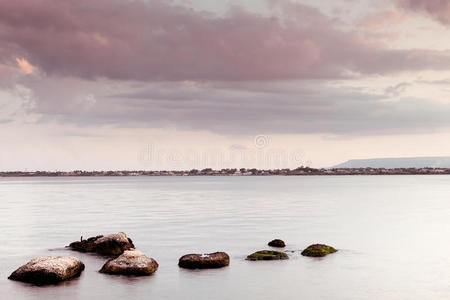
[
  {"left": 246, "top": 250, "right": 289, "bottom": 261},
  {"left": 301, "top": 244, "right": 337, "bottom": 257}
]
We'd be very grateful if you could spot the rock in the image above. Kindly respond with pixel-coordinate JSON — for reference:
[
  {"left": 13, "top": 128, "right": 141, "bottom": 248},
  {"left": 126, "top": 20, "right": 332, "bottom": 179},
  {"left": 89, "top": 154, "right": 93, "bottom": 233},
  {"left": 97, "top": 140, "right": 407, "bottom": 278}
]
[
  {"left": 246, "top": 250, "right": 289, "bottom": 261},
  {"left": 68, "top": 232, "right": 134, "bottom": 256},
  {"left": 301, "top": 244, "right": 337, "bottom": 257},
  {"left": 268, "top": 239, "right": 286, "bottom": 248},
  {"left": 8, "top": 256, "right": 85, "bottom": 285},
  {"left": 100, "top": 250, "right": 158, "bottom": 276},
  {"left": 178, "top": 252, "right": 230, "bottom": 269}
]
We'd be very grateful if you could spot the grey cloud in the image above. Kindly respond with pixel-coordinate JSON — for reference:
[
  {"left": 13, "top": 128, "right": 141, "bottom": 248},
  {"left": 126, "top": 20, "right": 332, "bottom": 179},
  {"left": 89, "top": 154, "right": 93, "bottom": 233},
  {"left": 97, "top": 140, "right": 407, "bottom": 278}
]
[
  {"left": 20, "top": 77, "right": 450, "bottom": 136},
  {"left": 397, "top": 0, "right": 450, "bottom": 25},
  {"left": 385, "top": 82, "right": 411, "bottom": 97}
]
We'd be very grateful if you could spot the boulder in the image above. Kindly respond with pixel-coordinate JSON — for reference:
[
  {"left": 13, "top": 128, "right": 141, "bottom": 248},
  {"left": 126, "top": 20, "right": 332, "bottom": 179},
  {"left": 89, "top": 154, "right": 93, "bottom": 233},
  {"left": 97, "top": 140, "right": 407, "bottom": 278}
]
[
  {"left": 8, "top": 256, "right": 84, "bottom": 285},
  {"left": 268, "top": 239, "right": 286, "bottom": 248},
  {"left": 68, "top": 232, "right": 134, "bottom": 256},
  {"left": 100, "top": 250, "right": 158, "bottom": 276},
  {"left": 301, "top": 244, "right": 337, "bottom": 257},
  {"left": 178, "top": 252, "right": 229, "bottom": 269},
  {"left": 246, "top": 250, "right": 289, "bottom": 261}
]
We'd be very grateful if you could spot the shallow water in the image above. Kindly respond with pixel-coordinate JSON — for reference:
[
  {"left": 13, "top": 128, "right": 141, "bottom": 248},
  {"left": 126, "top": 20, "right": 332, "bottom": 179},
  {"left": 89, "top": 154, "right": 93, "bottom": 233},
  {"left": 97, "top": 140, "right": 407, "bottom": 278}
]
[{"left": 1, "top": 175, "right": 450, "bottom": 299}]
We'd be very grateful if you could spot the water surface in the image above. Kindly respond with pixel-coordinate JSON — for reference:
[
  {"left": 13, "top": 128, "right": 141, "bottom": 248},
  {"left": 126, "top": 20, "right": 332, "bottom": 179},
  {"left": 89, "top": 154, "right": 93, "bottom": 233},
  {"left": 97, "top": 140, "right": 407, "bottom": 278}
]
[{"left": 1, "top": 176, "right": 450, "bottom": 299}]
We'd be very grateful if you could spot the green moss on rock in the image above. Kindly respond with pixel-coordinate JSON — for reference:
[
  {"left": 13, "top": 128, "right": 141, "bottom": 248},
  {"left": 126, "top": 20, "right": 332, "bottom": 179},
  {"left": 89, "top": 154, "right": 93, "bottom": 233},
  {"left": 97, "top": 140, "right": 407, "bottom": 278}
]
[
  {"left": 301, "top": 244, "right": 337, "bottom": 257},
  {"left": 246, "top": 250, "right": 289, "bottom": 261}
]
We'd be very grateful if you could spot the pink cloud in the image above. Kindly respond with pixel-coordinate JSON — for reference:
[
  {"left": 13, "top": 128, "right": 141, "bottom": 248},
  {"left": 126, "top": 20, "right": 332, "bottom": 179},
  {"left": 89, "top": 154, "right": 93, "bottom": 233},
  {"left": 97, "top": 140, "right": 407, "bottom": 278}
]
[
  {"left": 359, "top": 9, "right": 409, "bottom": 30},
  {"left": 0, "top": 0, "right": 449, "bottom": 81},
  {"left": 16, "top": 58, "right": 35, "bottom": 74},
  {"left": 397, "top": 0, "right": 450, "bottom": 25}
]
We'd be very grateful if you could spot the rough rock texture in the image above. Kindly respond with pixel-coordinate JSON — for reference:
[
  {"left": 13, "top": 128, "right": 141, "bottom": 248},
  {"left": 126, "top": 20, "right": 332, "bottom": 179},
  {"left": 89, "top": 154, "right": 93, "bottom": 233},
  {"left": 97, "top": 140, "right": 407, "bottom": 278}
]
[
  {"left": 68, "top": 232, "right": 134, "bottom": 256},
  {"left": 8, "top": 256, "right": 85, "bottom": 285},
  {"left": 246, "top": 250, "right": 289, "bottom": 261},
  {"left": 268, "top": 239, "right": 286, "bottom": 248},
  {"left": 178, "top": 252, "right": 230, "bottom": 269},
  {"left": 100, "top": 250, "right": 158, "bottom": 276},
  {"left": 301, "top": 244, "right": 337, "bottom": 257}
]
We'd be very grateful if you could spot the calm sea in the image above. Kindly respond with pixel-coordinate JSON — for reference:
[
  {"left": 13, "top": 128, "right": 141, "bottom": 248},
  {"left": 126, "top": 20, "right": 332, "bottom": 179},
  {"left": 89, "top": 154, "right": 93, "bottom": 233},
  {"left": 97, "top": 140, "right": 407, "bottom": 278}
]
[{"left": 1, "top": 176, "right": 450, "bottom": 299}]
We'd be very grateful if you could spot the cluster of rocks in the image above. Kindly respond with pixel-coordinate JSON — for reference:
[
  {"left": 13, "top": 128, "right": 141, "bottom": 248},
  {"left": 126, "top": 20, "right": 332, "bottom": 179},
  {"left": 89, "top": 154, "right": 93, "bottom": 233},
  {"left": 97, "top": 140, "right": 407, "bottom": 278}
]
[
  {"left": 246, "top": 239, "right": 337, "bottom": 261},
  {"left": 8, "top": 232, "right": 154, "bottom": 285},
  {"left": 8, "top": 234, "right": 337, "bottom": 285}
]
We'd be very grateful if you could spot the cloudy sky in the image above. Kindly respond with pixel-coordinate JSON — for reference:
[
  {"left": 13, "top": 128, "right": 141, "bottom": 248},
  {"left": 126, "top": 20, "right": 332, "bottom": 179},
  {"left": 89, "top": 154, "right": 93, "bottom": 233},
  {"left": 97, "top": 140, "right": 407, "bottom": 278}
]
[{"left": 1, "top": 0, "right": 450, "bottom": 170}]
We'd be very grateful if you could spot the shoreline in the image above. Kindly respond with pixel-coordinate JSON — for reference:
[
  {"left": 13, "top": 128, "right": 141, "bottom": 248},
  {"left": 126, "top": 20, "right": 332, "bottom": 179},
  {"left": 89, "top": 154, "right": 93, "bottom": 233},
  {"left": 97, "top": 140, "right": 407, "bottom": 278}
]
[{"left": 2, "top": 167, "right": 450, "bottom": 177}]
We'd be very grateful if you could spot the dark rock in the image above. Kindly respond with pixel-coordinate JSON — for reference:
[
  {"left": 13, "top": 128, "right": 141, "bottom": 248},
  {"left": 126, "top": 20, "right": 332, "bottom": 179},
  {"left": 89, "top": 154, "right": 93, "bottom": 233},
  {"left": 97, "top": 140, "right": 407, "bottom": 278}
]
[
  {"left": 100, "top": 250, "right": 158, "bottom": 276},
  {"left": 68, "top": 232, "right": 134, "bottom": 256},
  {"left": 8, "top": 256, "right": 85, "bottom": 285},
  {"left": 268, "top": 239, "right": 286, "bottom": 248},
  {"left": 246, "top": 250, "right": 289, "bottom": 261},
  {"left": 301, "top": 244, "right": 337, "bottom": 257},
  {"left": 178, "top": 252, "right": 230, "bottom": 269}
]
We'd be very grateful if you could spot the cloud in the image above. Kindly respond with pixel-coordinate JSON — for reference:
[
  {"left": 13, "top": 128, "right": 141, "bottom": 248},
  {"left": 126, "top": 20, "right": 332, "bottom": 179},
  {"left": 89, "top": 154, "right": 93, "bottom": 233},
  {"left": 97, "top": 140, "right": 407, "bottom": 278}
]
[
  {"left": 16, "top": 76, "right": 450, "bottom": 136},
  {"left": 15, "top": 58, "right": 35, "bottom": 74},
  {"left": 3, "top": 0, "right": 450, "bottom": 139},
  {"left": 1, "top": 0, "right": 450, "bottom": 82},
  {"left": 385, "top": 82, "right": 411, "bottom": 97},
  {"left": 359, "top": 9, "right": 409, "bottom": 30},
  {"left": 397, "top": 0, "right": 450, "bottom": 25}
]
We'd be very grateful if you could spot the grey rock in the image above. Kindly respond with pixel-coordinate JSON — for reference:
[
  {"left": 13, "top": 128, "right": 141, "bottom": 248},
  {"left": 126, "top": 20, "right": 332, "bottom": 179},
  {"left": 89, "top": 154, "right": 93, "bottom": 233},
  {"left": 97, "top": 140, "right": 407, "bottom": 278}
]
[
  {"left": 68, "top": 232, "right": 134, "bottom": 256},
  {"left": 268, "top": 239, "right": 286, "bottom": 248},
  {"left": 178, "top": 252, "right": 230, "bottom": 269},
  {"left": 100, "top": 250, "right": 158, "bottom": 276},
  {"left": 8, "top": 256, "right": 85, "bottom": 285}
]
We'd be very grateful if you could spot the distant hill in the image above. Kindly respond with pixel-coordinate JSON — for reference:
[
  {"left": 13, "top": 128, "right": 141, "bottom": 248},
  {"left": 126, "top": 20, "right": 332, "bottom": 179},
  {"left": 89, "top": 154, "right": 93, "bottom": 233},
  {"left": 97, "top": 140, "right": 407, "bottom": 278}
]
[{"left": 332, "top": 156, "right": 450, "bottom": 169}]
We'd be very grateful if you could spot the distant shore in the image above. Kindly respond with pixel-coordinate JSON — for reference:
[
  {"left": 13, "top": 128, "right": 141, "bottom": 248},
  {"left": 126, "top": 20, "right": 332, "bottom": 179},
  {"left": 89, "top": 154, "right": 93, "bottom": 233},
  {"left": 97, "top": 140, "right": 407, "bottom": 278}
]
[{"left": 2, "top": 167, "right": 450, "bottom": 177}]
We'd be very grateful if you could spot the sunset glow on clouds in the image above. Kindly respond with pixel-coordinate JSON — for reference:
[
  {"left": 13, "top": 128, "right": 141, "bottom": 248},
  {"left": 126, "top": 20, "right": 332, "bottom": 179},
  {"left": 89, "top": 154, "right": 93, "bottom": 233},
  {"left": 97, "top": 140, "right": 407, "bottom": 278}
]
[
  {"left": 1, "top": 0, "right": 450, "bottom": 170},
  {"left": 15, "top": 58, "right": 35, "bottom": 75}
]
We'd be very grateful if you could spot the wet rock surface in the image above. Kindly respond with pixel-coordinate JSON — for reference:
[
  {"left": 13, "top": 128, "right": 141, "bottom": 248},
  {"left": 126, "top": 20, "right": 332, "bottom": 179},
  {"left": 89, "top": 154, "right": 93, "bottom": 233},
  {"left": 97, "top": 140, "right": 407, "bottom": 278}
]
[
  {"left": 178, "top": 252, "right": 230, "bottom": 269},
  {"left": 68, "top": 232, "right": 134, "bottom": 256},
  {"left": 246, "top": 250, "right": 289, "bottom": 261},
  {"left": 8, "top": 256, "right": 85, "bottom": 285},
  {"left": 268, "top": 239, "right": 286, "bottom": 248},
  {"left": 301, "top": 244, "right": 337, "bottom": 257},
  {"left": 100, "top": 250, "right": 159, "bottom": 276}
]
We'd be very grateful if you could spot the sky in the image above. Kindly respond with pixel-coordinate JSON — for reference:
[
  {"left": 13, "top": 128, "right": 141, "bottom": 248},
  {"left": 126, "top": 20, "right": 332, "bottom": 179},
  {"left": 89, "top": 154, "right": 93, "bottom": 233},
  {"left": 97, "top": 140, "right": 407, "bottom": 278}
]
[{"left": 1, "top": 0, "right": 450, "bottom": 171}]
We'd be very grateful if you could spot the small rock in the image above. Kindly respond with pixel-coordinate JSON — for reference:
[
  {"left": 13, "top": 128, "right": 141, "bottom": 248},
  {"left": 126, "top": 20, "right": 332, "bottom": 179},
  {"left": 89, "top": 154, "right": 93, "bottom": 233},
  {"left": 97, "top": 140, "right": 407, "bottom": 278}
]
[
  {"left": 100, "top": 250, "right": 158, "bottom": 276},
  {"left": 178, "top": 252, "right": 230, "bottom": 269},
  {"left": 8, "top": 256, "right": 85, "bottom": 285},
  {"left": 68, "top": 232, "right": 134, "bottom": 256},
  {"left": 246, "top": 250, "right": 289, "bottom": 261},
  {"left": 268, "top": 239, "right": 286, "bottom": 248},
  {"left": 301, "top": 244, "right": 337, "bottom": 257}
]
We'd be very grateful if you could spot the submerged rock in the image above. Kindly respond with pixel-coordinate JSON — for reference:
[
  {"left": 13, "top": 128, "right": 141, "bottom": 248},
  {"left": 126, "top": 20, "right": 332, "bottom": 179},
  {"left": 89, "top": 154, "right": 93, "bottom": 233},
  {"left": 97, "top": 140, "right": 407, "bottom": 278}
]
[
  {"left": 178, "top": 252, "right": 230, "bottom": 269},
  {"left": 100, "top": 250, "right": 158, "bottom": 276},
  {"left": 301, "top": 244, "right": 337, "bottom": 257},
  {"left": 8, "top": 256, "right": 85, "bottom": 285},
  {"left": 268, "top": 239, "right": 286, "bottom": 248},
  {"left": 68, "top": 232, "right": 134, "bottom": 256},
  {"left": 246, "top": 250, "right": 289, "bottom": 261}
]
